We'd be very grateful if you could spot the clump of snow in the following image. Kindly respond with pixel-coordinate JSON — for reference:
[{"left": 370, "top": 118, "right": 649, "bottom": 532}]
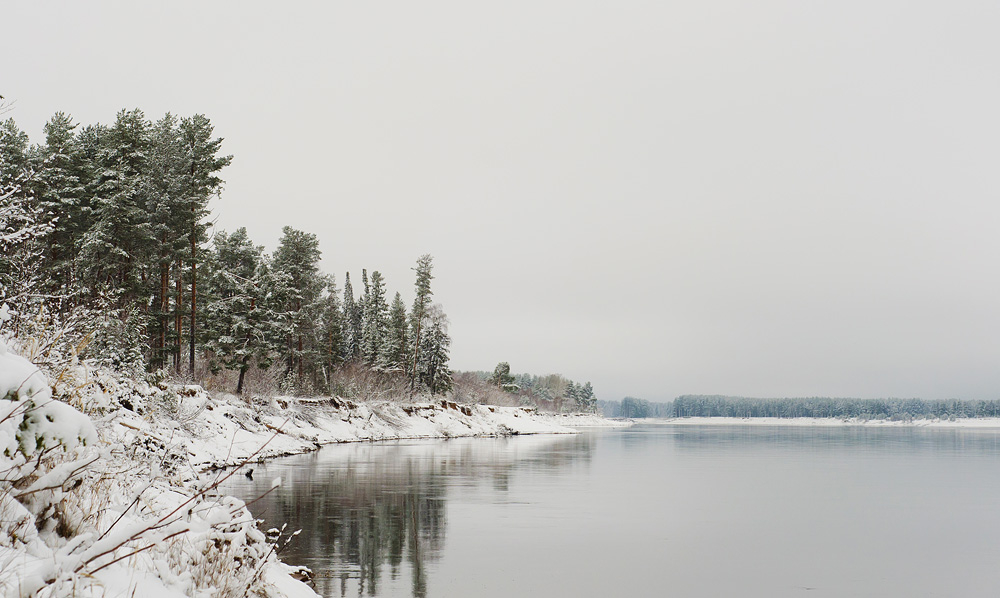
[
  {"left": 1, "top": 348, "right": 96, "bottom": 461},
  {"left": 0, "top": 344, "right": 49, "bottom": 401}
]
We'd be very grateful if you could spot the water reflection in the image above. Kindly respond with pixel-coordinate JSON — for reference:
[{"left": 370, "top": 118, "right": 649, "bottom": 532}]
[
  {"left": 223, "top": 434, "right": 593, "bottom": 598},
  {"left": 666, "top": 424, "right": 1000, "bottom": 457}
]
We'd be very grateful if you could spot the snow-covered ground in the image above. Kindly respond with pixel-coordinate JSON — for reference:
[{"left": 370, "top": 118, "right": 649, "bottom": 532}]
[
  {"left": 1, "top": 342, "right": 619, "bottom": 598},
  {"left": 651, "top": 416, "right": 1000, "bottom": 428}
]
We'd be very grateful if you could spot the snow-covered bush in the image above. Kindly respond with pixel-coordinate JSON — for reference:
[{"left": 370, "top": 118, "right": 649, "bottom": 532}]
[
  {"left": 0, "top": 339, "right": 96, "bottom": 460},
  {"left": 0, "top": 340, "right": 307, "bottom": 597}
]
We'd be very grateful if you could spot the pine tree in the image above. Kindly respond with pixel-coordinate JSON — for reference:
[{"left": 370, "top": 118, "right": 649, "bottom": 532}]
[
  {"left": 145, "top": 113, "right": 186, "bottom": 369},
  {"left": 489, "top": 362, "right": 517, "bottom": 391},
  {"left": 178, "top": 114, "right": 232, "bottom": 374}
]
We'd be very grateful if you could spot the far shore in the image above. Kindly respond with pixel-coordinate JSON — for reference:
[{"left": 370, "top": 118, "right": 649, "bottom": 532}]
[{"left": 630, "top": 416, "right": 1000, "bottom": 428}]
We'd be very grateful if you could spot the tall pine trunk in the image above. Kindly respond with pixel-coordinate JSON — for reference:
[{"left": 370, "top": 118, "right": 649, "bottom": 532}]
[
  {"left": 237, "top": 355, "right": 250, "bottom": 395},
  {"left": 158, "top": 259, "right": 168, "bottom": 369},
  {"left": 409, "top": 319, "right": 421, "bottom": 397},
  {"left": 175, "top": 260, "right": 183, "bottom": 372}
]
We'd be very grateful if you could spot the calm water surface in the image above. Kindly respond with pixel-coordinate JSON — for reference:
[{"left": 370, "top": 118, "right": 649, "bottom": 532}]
[{"left": 223, "top": 424, "right": 1000, "bottom": 597}]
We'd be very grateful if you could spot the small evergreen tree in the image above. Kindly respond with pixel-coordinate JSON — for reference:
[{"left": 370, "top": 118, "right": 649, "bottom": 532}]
[
  {"left": 316, "top": 280, "right": 345, "bottom": 386},
  {"left": 489, "top": 362, "right": 518, "bottom": 392},
  {"left": 342, "top": 272, "right": 361, "bottom": 361},
  {"left": 362, "top": 270, "right": 389, "bottom": 366},
  {"left": 416, "top": 304, "right": 451, "bottom": 395},
  {"left": 272, "top": 226, "right": 325, "bottom": 389},
  {"left": 578, "top": 382, "right": 596, "bottom": 412},
  {"left": 408, "top": 254, "right": 434, "bottom": 393},
  {"left": 379, "top": 291, "right": 409, "bottom": 371}
]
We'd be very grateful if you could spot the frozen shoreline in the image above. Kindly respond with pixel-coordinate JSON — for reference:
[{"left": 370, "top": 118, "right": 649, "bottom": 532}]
[
  {"left": 110, "top": 391, "right": 628, "bottom": 474},
  {"left": 1, "top": 349, "right": 623, "bottom": 598},
  {"left": 643, "top": 416, "right": 1000, "bottom": 428}
]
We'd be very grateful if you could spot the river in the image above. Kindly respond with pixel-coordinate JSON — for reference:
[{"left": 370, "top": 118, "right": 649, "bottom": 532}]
[{"left": 223, "top": 424, "right": 1000, "bottom": 597}]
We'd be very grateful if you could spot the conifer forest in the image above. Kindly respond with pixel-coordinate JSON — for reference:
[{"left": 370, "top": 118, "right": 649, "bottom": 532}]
[{"left": 0, "top": 108, "right": 597, "bottom": 409}]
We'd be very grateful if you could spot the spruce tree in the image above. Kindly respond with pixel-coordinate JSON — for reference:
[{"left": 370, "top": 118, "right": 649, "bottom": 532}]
[
  {"left": 316, "top": 280, "right": 345, "bottom": 384},
  {"left": 272, "top": 226, "right": 324, "bottom": 388},
  {"left": 33, "top": 112, "right": 88, "bottom": 299},
  {"left": 201, "top": 228, "right": 277, "bottom": 394},
  {"left": 579, "top": 382, "right": 596, "bottom": 412},
  {"left": 359, "top": 269, "right": 370, "bottom": 358},
  {"left": 0, "top": 118, "right": 30, "bottom": 189},
  {"left": 416, "top": 304, "right": 451, "bottom": 395},
  {"left": 362, "top": 270, "right": 388, "bottom": 366},
  {"left": 408, "top": 254, "right": 434, "bottom": 393},
  {"left": 79, "top": 108, "right": 154, "bottom": 306},
  {"left": 342, "top": 272, "right": 361, "bottom": 361},
  {"left": 379, "top": 291, "right": 409, "bottom": 371}
]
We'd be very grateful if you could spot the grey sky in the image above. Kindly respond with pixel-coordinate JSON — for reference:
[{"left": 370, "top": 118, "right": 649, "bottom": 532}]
[{"left": 5, "top": 1, "right": 1000, "bottom": 401}]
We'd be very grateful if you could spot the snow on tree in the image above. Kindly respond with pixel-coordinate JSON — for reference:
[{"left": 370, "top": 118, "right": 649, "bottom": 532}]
[
  {"left": 78, "top": 109, "right": 154, "bottom": 303},
  {"left": 32, "top": 112, "right": 87, "bottom": 294},
  {"left": 202, "top": 228, "right": 281, "bottom": 394},
  {"left": 415, "top": 303, "right": 452, "bottom": 395},
  {"left": 578, "top": 381, "right": 596, "bottom": 412},
  {"left": 271, "top": 226, "right": 325, "bottom": 388},
  {"left": 315, "top": 279, "right": 345, "bottom": 384},
  {"left": 361, "top": 270, "right": 389, "bottom": 366},
  {"left": 408, "top": 254, "right": 434, "bottom": 393},
  {"left": 489, "top": 362, "right": 518, "bottom": 392},
  {"left": 378, "top": 291, "right": 409, "bottom": 372},
  {"left": 342, "top": 272, "right": 361, "bottom": 361},
  {"left": 0, "top": 120, "right": 55, "bottom": 334},
  {"left": 178, "top": 114, "right": 233, "bottom": 374}
]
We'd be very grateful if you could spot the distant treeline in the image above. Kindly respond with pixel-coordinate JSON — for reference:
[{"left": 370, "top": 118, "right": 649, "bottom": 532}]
[
  {"left": 673, "top": 395, "right": 1000, "bottom": 420},
  {"left": 600, "top": 395, "right": 1000, "bottom": 420},
  {"left": 598, "top": 397, "right": 672, "bottom": 418}
]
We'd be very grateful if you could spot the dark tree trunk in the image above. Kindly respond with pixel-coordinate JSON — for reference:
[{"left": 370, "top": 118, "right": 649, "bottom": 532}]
[
  {"left": 175, "top": 260, "right": 183, "bottom": 372},
  {"left": 237, "top": 356, "right": 250, "bottom": 395}
]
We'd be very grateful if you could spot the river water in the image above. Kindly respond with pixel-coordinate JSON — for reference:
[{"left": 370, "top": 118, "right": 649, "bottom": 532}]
[{"left": 222, "top": 424, "right": 1000, "bottom": 597}]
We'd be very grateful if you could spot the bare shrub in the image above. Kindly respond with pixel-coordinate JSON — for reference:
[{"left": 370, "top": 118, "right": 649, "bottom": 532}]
[
  {"left": 450, "top": 372, "right": 523, "bottom": 407},
  {"left": 330, "top": 362, "right": 411, "bottom": 402}
]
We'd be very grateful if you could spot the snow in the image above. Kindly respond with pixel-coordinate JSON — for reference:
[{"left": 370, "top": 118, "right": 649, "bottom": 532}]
[{"left": 1, "top": 343, "right": 618, "bottom": 597}]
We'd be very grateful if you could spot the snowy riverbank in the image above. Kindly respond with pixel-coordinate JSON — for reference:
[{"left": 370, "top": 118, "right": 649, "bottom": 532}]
[
  {"left": 650, "top": 416, "right": 1000, "bottom": 428},
  {"left": 1, "top": 345, "right": 621, "bottom": 598},
  {"left": 112, "top": 391, "right": 625, "bottom": 473}
]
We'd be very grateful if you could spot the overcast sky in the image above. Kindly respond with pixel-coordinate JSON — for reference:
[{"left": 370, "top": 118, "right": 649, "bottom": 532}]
[{"left": 5, "top": 1, "right": 1000, "bottom": 401}]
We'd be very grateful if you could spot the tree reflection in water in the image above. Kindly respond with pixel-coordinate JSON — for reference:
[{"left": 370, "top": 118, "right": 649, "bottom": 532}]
[{"left": 225, "top": 433, "right": 594, "bottom": 598}]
